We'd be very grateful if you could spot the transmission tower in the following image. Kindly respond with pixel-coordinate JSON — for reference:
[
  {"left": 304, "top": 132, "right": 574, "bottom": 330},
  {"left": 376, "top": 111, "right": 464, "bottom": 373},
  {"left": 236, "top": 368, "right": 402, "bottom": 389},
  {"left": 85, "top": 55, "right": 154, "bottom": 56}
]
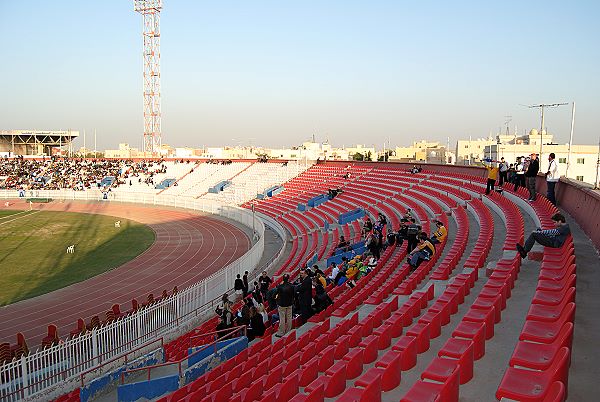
[{"left": 134, "top": 0, "right": 162, "bottom": 156}]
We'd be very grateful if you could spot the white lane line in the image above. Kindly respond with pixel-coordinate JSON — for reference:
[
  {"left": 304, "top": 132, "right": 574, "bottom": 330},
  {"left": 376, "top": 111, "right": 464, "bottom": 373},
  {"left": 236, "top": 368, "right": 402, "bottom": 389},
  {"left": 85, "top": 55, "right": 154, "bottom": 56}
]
[{"left": 0, "top": 210, "right": 41, "bottom": 226}]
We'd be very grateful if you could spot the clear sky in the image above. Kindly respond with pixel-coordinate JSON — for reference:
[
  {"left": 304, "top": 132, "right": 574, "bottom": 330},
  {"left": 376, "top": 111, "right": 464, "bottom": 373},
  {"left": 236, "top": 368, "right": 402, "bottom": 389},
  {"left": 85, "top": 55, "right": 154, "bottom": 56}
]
[{"left": 1, "top": 1, "right": 598, "bottom": 151}]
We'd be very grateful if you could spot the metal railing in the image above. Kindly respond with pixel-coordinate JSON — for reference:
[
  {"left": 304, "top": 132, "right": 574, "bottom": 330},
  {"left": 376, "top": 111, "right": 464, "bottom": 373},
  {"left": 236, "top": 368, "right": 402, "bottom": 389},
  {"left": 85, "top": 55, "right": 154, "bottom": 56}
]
[
  {"left": 121, "top": 325, "right": 246, "bottom": 383},
  {"left": 0, "top": 189, "right": 270, "bottom": 401}
]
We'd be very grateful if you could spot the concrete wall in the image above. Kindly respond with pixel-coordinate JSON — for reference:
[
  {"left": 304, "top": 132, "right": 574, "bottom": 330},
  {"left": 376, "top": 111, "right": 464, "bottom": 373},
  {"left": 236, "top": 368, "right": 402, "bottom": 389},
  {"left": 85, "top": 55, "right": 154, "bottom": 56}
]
[{"left": 537, "top": 176, "right": 600, "bottom": 251}]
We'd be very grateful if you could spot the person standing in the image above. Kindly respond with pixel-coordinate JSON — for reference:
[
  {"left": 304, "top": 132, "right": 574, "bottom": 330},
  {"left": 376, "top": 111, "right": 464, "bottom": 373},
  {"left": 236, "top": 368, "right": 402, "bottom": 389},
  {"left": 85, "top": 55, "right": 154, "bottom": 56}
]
[
  {"left": 234, "top": 274, "right": 244, "bottom": 300},
  {"left": 498, "top": 157, "right": 509, "bottom": 186},
  {"left": 406, "top": 218, "right": 420, "bottom": 253},
  {"left": 525, "top": 153, "right": 540, "bottom": 201},
  {"left": 275, "top": 274, "right": 295, "bottom": 337},
  {"left": 258, "top": 271, "right": 272, "bottom": 299},
  {"left": 484, "top": 161, "right": 499, "bottom": 195},
  {"left": 514, "top": 157, "right": 526, "bottom": 192},
  {"left": 546, "top": 153, "right": 559, "bottom": 205},
  {"left": 297, "top": 269, "right": 314, "bottom": 322},
  {"left": 242, "top": 271, "right": 249, "bottom": 298}
]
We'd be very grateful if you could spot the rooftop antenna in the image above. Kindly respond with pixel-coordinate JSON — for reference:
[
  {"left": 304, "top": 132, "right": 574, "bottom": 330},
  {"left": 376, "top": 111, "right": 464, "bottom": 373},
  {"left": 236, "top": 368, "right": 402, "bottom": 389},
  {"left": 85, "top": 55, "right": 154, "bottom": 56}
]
[
  {"left": 524, "top": 102, "right": 568, "bottom": 162},
  {"left": 504, "top": 115, "right": 512, "bottom": 136},
  {"left": 595, "top": 136, "right": 600, "bottom": 190},
  {"left": 134, "top": 0, "right": 162, "bottom": 157}
]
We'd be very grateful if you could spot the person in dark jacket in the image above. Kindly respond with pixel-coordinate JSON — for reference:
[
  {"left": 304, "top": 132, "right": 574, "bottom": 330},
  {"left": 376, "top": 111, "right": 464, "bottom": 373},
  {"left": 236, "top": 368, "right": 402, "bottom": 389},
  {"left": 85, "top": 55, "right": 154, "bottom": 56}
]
[
  {"left": 525, "top": 153, "right": 540, "bottom": 201},
  {"left": 258, "top": 271, "right": 272, "bottom": 299},
  {"left": 313, "top": 279, "right": 333, "bottom": 312},
  {"left": 247, "top": 306, "right": 266, "bottom": 341},
  {"left": 242, "top": 271, "right": 249, "bottom": 298},
  {"left": 275, "top": 274, "right": 295, "bottom": 337},
  {"left": 517, "top": 213, "right": 571, "bottom": 259},
  {"left": 265, "top": 287, "right": 278, "bottom": 312},
  {"left": 406, "top": 218, "right": 420, "bottom": 252},
  {"left": 234, "top": 274, "right": 244, "bottom": 299},
  {"left": 296, "top": 269, "right": 314, "bottom": 322}
]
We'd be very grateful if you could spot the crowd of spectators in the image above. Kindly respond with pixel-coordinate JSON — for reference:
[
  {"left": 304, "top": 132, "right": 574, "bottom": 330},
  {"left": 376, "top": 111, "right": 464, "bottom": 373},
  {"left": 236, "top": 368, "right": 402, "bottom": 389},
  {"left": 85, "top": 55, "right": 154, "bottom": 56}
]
[
  {"left": 0, "top": 157, "right": 168, "bottom": 191},
  {"left": 216, "top": 208, "right": 449, "bottom": 342}
]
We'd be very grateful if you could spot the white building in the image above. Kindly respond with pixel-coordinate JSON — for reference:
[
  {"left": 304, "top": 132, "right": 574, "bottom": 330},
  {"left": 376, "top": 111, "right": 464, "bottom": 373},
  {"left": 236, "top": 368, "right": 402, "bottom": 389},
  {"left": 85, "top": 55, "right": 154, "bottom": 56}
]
[{"left": 484, "top": 143, "right": 599, "bottom": 185}]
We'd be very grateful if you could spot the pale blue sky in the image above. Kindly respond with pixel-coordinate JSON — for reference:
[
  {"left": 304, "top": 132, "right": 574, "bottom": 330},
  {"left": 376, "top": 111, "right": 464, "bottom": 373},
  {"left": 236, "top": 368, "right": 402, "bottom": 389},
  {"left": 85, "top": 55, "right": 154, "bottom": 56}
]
[{"left": 1, "top": 1, "right": 598, "bottom": 150}]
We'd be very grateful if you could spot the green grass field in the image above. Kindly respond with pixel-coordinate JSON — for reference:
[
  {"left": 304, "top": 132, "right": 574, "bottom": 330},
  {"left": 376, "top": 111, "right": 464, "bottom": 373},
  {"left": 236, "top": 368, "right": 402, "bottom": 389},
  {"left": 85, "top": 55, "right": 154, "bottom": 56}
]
[{"left": 0, "top": 210, "right": 155, "bottom": 306}]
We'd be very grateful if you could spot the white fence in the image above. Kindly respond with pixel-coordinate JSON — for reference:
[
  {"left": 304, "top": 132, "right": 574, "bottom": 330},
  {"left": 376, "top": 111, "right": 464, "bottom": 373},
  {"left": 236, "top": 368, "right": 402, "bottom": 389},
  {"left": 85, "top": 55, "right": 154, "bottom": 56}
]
[{"left": 0, "top": 189, "right": 268, "bottom": 401}]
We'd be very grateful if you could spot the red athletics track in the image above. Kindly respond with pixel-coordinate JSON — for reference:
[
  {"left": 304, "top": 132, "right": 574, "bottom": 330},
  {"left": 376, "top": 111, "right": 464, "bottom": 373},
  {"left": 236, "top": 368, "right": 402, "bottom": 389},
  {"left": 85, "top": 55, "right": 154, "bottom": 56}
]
[{"left": 0, "top": 200, "right": 251, "bottom": 346}]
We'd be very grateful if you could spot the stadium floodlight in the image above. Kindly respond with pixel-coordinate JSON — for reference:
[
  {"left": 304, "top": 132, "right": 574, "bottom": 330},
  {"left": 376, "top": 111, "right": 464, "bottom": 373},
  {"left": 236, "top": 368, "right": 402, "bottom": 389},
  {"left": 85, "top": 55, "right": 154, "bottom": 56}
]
[{"left": 134, "top": 0, "right": 163, "bottom": 156}]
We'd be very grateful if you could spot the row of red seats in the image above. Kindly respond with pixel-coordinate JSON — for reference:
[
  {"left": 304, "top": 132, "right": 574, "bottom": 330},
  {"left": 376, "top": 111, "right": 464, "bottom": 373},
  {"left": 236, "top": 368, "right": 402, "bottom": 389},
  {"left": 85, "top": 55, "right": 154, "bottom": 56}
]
[
  {"left": 494, "top": 187, "right": 573, "bottom": 402},
  {"left": 439, "top": 170, "right": 572, "bottom": 401},
  {"left": 496, "top": 243, "right": 574, "bottom": 401}
]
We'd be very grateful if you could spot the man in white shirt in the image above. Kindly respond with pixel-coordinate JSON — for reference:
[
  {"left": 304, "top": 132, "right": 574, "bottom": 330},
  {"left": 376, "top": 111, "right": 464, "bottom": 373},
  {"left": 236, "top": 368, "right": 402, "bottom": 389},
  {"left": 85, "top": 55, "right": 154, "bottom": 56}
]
[
  {"left": 513, "top": 156, "right": 526, "bottom": 192},
  {"left": 546, "top": 152, "right": 559, "bottom": 205},
  {"left": 498, "top": 157, "right": 509, "bottom": 186},
  {"left": 328, "top": 262, "right": 339, "bottom": 285}
]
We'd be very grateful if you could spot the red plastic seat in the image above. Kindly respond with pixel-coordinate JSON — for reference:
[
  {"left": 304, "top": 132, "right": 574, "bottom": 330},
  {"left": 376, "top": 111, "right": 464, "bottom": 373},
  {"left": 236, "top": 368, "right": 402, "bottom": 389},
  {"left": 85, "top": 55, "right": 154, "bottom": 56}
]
[
  {"left": 298, "top": 356, "right": 319, "bottom": 387},
  {"left": 526, "top": 299, "right": 574, "bottom": 323},
  {"left": 463, "top": 307, "right": 495, "bottom": 340},
  {"left": 511, "top": 323, "right": 573, "bottom": 370},
  {"left": 284, "top": 352, "right": 301, "bottom": 376},
  {"left": 419, "top": 310, "right": 442, "bottom": 339},
  {"left": 288, "top": 383, "right": 324, "bottom": 402},
  {"left": 354, "top": 366, "right": 385, "bottom": 395},
  {"left": 536, "top": 274, "right": 576, "bottom": 293},
  {"left": 472, "top": 294, "right": 502, "bottom": 323},
  {"left": 342, "top": 348, "right": 364, "bottom": 379},
  {"left": 421, "top": 356, "right": 460, "bottom": 383},
  {"left": 520, "top": 304, "right": 575, "bottom": 344},
  {"left": 233, "top": 369, "right": 254, "bottom": 393},
  {"left": 237, "top": 380, "right": 263, "bottom": 402},
  {"left": 69, "top": 318, "right": 86, "bottom": 338},
  {"left": 41, "top": 324, "right": 59, "bottom": 348},
  {"left": 337, "top": 369, "right": 382, "bottom": 402},
  {"left": 406, "top": 321, "right": 431, "bottom": 353},
  {"left": 401, "top": 363, "right": 459, "bottom": 402},
  {"left": 305, "top": 360, "right": 347, "bottom": 398},
  {"left": 496, "top": 347, "right": 570, "bottom": 402},
  {"left": 374, "top": 349, "right": 402, "bottom": 391},
  {"left": 532, "top": 287, "right": 575, "bottom": 306},
  {"left": 334, "top": 335, "right": 350, "bottom": 359},
  {"left": 543, "top": 381, "right": 566, "bottom": 402},
  {"left": 262, "top": 365, "right": 283, "bottom": 391},
  {"left": 359, "top": 334, "right": 379, "bottom": 364},
  {"left": 429, "top": 301, "right": 451, "bottom": 326},
  {"left": 251, "top": 359, "right": 269, "bottom": 381},
  {"left": 539, "top": 264, "right": 575, "bottom": 281},
  {"left": 317, "top": 344, "right": 335, "bottom": 372},
  {"left": 373, "top": 324, "right": 393, "bottom": 350},
  {"left": 210, "top": 382, "right": 233, "bottom": 402},
  {"left": 452, "top": 320, "right": 486, "bottom": 361},
  {"left": 392, "top": 335, "right": 418, "bottom": 370},
  {"left": 438, "top": 338, "right": 474, "bottom": 384},
  {"left": 265, "top": 372, "right": 299, "bottom": 402}
]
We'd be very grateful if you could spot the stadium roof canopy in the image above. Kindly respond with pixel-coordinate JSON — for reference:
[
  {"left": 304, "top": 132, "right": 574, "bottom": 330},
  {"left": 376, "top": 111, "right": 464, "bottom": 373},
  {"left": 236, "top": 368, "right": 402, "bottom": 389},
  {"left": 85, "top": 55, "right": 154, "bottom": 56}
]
[{"left": 0, "top": 129, "right": 79, "bottom": 156}]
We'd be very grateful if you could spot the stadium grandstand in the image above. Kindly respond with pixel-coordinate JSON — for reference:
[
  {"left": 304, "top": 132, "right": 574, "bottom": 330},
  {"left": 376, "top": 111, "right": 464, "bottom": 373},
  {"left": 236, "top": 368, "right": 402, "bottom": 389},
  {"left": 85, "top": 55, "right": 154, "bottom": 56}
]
[
  {"left": 0, "top": 158, "right": 598, "bottom": 402},
  {"left": 0, "top": 130, "right": 79, "bottom": 157}
]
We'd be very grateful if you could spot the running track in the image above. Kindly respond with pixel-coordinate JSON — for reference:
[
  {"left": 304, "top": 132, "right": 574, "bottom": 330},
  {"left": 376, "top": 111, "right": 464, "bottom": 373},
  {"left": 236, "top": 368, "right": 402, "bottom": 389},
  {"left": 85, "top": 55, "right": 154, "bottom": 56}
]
[{"left": 0, "top": 200, "right": 251, "bottom": 346}]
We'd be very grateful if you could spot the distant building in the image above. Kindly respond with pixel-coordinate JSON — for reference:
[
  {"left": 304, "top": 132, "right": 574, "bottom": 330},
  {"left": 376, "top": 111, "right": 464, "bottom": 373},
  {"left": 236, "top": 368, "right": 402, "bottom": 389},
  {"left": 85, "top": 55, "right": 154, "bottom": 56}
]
[
  {"left": 485, "top": 143, "right": 598, "bottom": 185},
  {"left": 105, "top": 143, "right": 139, "bottom": 158},
  {"left": 389, "top": 140, "right": 447, "bottom": 164},
  {"left": 456, "top": 129, "right": 557, "bottom": 165},
  {"left": 455, "top": 137, "right": 497, "bottom": 165},
  {"left": 0, "top": 129, "right": 79, "bottom": 156}
]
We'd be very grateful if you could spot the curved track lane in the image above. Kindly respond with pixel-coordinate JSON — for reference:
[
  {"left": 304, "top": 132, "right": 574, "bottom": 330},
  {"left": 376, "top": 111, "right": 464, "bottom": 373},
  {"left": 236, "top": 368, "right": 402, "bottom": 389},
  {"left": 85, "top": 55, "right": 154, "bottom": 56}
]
[{"left": 0, "top": 200, "right": 251, "bottom": 346}]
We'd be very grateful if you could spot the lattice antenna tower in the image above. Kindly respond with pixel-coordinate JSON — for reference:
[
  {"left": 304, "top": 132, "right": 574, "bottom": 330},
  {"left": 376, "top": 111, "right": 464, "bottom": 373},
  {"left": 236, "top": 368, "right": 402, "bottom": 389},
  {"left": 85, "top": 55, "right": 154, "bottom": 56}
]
[{"left": 134, "top": 0, "right": 162, "bottom": 156}]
